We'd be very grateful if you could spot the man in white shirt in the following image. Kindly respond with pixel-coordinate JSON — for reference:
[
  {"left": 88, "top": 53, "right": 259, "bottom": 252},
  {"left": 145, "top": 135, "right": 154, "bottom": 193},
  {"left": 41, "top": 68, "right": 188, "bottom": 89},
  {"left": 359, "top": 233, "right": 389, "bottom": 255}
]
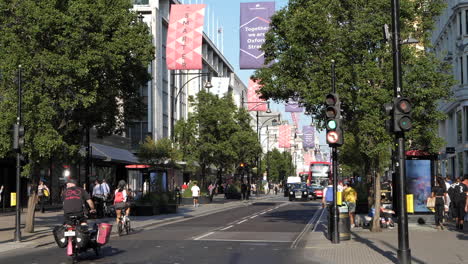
[
  {"left": 191, "top": 182, "right": 201, "bottom": 207},
  {"left": 101, "top": 179, "right": 111, "bottom": 200}
]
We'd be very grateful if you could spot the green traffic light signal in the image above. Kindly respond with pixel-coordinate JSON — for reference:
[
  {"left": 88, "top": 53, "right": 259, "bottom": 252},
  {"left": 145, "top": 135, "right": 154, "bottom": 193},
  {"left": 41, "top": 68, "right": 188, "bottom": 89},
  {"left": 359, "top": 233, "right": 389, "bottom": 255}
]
[{"left": 327, "top": 119, "right": 337, "bottom": 130}]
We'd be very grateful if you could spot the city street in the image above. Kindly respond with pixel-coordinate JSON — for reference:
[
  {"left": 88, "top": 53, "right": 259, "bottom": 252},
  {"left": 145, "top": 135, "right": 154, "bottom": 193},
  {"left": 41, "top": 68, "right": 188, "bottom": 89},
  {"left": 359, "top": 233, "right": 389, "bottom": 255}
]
[{"left": 0, "top": 197, "right": 320, "bottom": 264}]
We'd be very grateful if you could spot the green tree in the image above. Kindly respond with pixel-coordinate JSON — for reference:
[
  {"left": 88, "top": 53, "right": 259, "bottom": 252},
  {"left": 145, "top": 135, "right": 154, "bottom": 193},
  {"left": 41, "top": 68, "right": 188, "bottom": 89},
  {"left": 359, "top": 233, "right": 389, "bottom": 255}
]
[
  {"left": 264, "top": 148, "right": 294, "bottom": 183},
  {"left": 0, "top": 0, "right": 154, "bottom": 232},
  {"left": 253, "top": 0, "right": 454, "bottom": 231},
  {"left": 174, "top": 91, "right": 261, "bottom": 188},
  {"left": 138, "top": 137, "right": 179, "bottom": 168}
]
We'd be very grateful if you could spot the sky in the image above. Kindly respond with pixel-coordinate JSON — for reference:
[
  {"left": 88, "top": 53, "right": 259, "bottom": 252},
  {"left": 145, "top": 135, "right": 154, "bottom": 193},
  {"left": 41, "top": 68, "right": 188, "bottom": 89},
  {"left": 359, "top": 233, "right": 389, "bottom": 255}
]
[{"left": 180, "top": 0, "right": 327, "bottom": 146}]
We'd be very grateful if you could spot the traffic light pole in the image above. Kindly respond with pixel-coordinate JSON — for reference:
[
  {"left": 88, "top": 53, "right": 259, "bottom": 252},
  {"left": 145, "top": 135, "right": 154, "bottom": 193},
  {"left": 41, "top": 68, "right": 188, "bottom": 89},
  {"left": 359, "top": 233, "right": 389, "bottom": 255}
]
[
  {"left": 331, "top": 146, "right": 339, "bottom": 244},
  {"left": 14, "top": 65, "right": 22, "bottom": 242},
  {"left": 391, "top": 0, "right": 411, "bottom": 262}
]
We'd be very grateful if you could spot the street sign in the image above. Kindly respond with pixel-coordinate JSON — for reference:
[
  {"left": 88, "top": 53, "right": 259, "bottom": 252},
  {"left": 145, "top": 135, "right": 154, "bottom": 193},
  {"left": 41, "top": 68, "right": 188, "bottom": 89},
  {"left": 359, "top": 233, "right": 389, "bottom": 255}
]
[{"left": 446, "top": 147, "right": 455, "bottom": 154}]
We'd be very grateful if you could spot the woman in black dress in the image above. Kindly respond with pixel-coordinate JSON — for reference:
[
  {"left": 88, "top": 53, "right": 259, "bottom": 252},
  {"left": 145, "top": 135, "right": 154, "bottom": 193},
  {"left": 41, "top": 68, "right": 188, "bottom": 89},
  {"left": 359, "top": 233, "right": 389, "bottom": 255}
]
[{"left": 431, "top": 177, "right": 447, "bottom": 230}]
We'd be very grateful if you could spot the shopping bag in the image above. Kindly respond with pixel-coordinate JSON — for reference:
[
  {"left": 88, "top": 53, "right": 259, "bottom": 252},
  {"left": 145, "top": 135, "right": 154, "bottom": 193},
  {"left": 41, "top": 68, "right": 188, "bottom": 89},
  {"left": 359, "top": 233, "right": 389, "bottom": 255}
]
[
  {"left": 426, "top": 197, "right": 435, "bottom": 208},
  {"left": 43, "top": 189, "right": 49, "bottom": 197}
]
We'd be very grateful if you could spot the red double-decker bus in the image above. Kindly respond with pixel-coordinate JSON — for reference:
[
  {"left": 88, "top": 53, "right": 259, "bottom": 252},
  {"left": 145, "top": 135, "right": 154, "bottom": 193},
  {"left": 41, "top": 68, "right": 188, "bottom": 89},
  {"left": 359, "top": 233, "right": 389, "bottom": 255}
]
[{"left": 308, "top": 161, "right": 331, "bottom": 186}]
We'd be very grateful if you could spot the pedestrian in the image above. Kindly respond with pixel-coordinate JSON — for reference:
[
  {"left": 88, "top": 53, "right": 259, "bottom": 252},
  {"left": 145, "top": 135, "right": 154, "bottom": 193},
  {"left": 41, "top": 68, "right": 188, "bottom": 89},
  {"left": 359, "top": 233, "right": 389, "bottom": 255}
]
[
  {"left": 92, "top": 180, "right": 104, "bottom": 218},
  {"left": 322, "top": 180, "right": 334, "bottom": 208},
  {"left": 191, "top": 182, "right": 200, "bottom": 207},
  {"left": 181, "top": 182, "right": 188, "bottom": 195},
  {"left": 431, "top": 177, "right": 447, "bottom": 230},
  {"left": 264, "top": 182, "right": 269, "bottom": 195},
  {"left": 274, "top": 184, "right": 278, "bottom": 195},
  {"left": 448, "top": 178, "right": 460, "bottom": 222},
  {"left": 0, "top": 185, "right": 3, "bottom": 204},
  {"left": 241, "top": 182, "right": 247, "bottom": 200},
  {"left": 343, "top": 182, "right": 357, "bottom": 228},
  {"left": 208, "top": 182, "right": 215, "bottom": 202},
  {"left": 459, "top": 175, "right": 468, "bottom": 230},
  {"left": 37, "top": 180, "right": 50, "bottom": 213},
  {"left": 101, "top": 179, "right": 111, "bottom": 200}
]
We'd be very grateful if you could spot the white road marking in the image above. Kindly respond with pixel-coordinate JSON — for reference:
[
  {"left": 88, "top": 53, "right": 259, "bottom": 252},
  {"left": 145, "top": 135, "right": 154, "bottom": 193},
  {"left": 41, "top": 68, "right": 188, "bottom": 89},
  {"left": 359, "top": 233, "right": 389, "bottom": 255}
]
[
  {"left": 198, "top": 239, "right": 290, "bottom": 243},
  {"left": 237, "top": 219, "right": 248, "bottom": 224},
  {"left": 250, "top": 215, "right": 258, "bottom": 219},
  {"left": 220, "top": 225, "right": 234, "bottom": 231},
  {"left": 193, "top": 232, "right": 215, "bottom": 240}
]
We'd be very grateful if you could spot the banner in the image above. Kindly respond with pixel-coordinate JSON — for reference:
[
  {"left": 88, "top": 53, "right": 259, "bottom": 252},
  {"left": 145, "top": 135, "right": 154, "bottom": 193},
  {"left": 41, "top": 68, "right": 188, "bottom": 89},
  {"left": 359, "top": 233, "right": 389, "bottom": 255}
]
[
  {"left": 247, "top": 79, "right": 268, "bottom": 111},
  {"left": 302, "top": 125, "right": 315, "bottom": 148},
  {"left": 303, "top": 152, "right": 311, "bottom": 166},
  {"left": 291, "top": 112, "right": 300, "bottom": 131},
  {"left": 285, "top": 100, "right": 304, "bottom": 112},
  {"left": 239, "top": 2, "right": 275, "bottom": 69},
  {"left": 167, "top": 4, "right": 206, "bottom": 70},
  {"left": 210, "top": 77, "right": 230, "bottom": 97},
  {"left": 278, "top": 125, "right": 291, "bottom": 148}
]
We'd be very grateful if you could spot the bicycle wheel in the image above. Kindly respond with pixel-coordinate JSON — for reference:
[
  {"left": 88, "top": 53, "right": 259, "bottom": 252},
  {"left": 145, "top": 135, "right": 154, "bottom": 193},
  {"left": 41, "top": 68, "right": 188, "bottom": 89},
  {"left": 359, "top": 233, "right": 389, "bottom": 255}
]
[
  {"left": 125, "top": 219, "right": 131, "bottom": 235},
  {"left": 118, "top": 220, "right": 123, "bottom": 236}
]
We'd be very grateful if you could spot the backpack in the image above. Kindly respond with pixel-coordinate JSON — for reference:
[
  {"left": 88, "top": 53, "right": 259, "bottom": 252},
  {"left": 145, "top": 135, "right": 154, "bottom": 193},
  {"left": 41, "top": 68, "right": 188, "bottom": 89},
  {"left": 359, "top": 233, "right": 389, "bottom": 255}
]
[
  {"left": 114, "top": 191, "right": 124, "bottom": 204},
  {"left": 325, "top": 186, "right": 334, "bottom": 202}
]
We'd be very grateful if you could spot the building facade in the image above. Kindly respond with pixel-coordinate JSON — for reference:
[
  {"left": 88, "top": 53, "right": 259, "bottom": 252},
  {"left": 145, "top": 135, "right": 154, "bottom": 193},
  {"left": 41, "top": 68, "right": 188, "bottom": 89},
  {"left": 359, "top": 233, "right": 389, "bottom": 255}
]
[{"left": 432, "top": 0, "right": 468, "bottom": 179}]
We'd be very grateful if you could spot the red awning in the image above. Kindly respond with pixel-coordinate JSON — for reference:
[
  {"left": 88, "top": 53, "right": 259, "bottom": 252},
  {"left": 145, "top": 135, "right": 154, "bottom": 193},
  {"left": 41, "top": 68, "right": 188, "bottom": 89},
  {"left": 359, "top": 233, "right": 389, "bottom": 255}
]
[
  {"left": 125, "top": 164, "right": 150, "bottom": 169},
  {"left": 406, "top": 150, "right": 431, "bottom": 157}
]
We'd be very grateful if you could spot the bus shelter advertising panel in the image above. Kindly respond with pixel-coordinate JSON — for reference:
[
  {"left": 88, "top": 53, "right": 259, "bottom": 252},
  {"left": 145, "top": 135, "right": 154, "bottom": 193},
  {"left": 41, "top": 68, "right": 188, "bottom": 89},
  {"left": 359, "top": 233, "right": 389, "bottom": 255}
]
[{"left": 405, "top": 159, "right": 432, "bottom": 213}]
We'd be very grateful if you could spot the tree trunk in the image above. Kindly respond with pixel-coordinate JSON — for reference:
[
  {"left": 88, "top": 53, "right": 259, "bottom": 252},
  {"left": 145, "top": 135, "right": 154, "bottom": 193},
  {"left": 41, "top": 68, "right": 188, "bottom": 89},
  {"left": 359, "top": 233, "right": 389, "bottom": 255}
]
[
  {"left": 370, "top": 170, "right": 382, "bottom": 232},
  {"left": 24, "top": 192, "right": 38, "bottom": 233}
]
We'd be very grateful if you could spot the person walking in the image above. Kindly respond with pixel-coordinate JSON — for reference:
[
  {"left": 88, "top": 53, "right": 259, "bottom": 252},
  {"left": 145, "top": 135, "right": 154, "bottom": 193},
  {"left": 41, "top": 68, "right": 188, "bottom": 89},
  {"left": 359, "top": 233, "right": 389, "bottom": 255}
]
[
  {"left": 241, "top": 182, "right": 247, "bottom": 200},
  {"left": 101, "top": 179, "right": 111, "bottom": 200},
  {"left": 431, "top": 177, "right": 447, "bottom": 230},
  {"left": 191, "top": 182, "right": 201, "bottom": 207},
  {"left": 37, "top": 180, "right": 50, "bottom": 213},
  {"left": 343, "top": 182, "right": 358, "bottom": 228},
  {"left": 92, "top": 180, "right": 105, "bottom": 218},
  {"left": 208, "top": 182, "right": 216, "bottom": 202},
  {"left": 460, "top": 175, "right": 468, "bottom": 230}
]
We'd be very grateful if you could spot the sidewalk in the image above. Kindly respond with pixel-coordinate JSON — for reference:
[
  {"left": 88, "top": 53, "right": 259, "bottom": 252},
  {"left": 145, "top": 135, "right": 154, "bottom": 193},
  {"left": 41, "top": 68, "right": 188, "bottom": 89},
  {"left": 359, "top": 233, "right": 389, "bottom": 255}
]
[
  {"left": 0, "top": 194, "right": 274, "bottom": 254},
  {"left": 303, "top": 209, "right": 468, "bottom": 264}
]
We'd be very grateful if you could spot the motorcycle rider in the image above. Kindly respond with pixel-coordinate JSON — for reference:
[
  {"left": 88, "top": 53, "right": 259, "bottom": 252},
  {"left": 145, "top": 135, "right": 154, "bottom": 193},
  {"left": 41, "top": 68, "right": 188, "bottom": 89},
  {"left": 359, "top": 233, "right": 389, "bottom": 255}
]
[{"left": 62, "top": 178, "right": 96, "bottom": 225}]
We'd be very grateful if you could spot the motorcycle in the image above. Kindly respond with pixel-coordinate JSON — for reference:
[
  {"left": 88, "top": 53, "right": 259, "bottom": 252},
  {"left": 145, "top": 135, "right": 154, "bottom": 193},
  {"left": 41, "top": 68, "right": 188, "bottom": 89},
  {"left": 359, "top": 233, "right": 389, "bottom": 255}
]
[{"left": 54, "top": 215, "right": 111, "bottom": 263}]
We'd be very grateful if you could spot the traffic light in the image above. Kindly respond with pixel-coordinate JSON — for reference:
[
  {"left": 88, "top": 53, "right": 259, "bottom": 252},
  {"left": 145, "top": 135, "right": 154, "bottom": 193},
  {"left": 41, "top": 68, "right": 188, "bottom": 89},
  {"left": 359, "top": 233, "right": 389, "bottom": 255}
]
[
  {"left": 12, "top": 124, "right": 25, "bottom": 151},
  {"left": 325, "top": 93, "right": 343, "bottom": 146},
  {"left": 393, "top": 97, "right": 412, "bottom": 132}
]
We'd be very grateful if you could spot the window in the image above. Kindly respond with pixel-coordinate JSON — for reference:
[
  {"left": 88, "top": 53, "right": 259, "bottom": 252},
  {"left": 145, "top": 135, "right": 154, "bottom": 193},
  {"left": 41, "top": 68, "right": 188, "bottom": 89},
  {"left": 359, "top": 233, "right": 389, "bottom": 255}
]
[
  {"left": 458, "top": 152, "right": 464, "bottom": 177},
  {"left": 466, "top": 10, "right": 468, "bottom": 34},
  {"left": 461, "top": 57, "right": 464, "bottom": 84},
  {"left": 460, "top": 11, "right": 463, "bottom": 35},
  {"left": 457, "top": 110, "right": 462, "bottom": 143},
  {"left": 465, "top": 107, "right": 468, "bottom": 141}
]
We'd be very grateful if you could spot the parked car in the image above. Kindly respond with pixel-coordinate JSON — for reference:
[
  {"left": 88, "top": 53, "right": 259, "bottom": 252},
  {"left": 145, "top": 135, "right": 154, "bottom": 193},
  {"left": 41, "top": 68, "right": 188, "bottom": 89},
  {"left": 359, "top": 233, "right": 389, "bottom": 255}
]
[
  {"left": 307, "top": 185, "right": 324, "bottom": 200},
  {"left": 288, "top": 183, "right": 309, "bottom": 201}
]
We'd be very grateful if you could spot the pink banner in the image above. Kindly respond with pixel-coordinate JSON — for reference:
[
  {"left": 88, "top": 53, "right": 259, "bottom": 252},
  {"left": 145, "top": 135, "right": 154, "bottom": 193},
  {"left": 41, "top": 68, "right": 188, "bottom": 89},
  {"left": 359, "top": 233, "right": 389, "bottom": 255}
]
[
  {"left": 290, "top": 112, "right": 300, "bottom": 131},
  {"left": 166, "top": 4, "right": 205, "bottom": 70},
  {"left": 278, "top": 125, "right": 291, "bottom": 148},
  {"left": 303, "top": 152, "right": 311, "bottom": 166},
  {"left": 247, "top": 79, "right": 268, "bottom": 111}
]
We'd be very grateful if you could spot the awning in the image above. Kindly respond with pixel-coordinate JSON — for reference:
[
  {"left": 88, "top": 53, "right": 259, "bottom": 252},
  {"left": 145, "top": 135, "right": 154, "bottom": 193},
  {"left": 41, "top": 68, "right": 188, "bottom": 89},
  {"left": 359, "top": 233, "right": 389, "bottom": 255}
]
[{"left": 91, "top": 143, "right": 139, "bottom": 164}]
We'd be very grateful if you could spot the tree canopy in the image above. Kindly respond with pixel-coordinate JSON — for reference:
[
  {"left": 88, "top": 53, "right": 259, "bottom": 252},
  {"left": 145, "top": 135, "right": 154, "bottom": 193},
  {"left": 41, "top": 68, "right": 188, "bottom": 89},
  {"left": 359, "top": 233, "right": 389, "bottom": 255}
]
[
  {"left": 0, "top": 0, "right": 154, "bottom": 174},
  {"left": 254, "top": 0, "right": 453, "bottom": 170}
]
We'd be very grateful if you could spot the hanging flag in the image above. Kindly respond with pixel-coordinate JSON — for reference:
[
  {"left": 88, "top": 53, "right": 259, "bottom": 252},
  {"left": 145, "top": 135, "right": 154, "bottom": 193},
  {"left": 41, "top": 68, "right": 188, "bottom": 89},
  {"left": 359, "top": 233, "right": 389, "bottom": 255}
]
[
  {"left": 210, "top": 77, "right": 230, "bottom": 97},
  {"left": 166, "top": 4, "right": 206, "bottom": 70},
  {"left": 278, "top": 125, "right": 291, "bottom": 148},
  {"left": 247, "top": 79, "right": 268, "bottom": 111},
  {"left": 285, "top": 100, "right": 304, "bottom": 112},
  {"left": 239, "top": 2, "right": 275, "bottom": 69},
  {"left": 303, "top": 152, "right": 311, "bottom": 166},
  {"left": 302, "top": 125, "right": 315, "bottom": 148},
  {"left": 291, "top": 112, "right": 300, "bottom": 131}
]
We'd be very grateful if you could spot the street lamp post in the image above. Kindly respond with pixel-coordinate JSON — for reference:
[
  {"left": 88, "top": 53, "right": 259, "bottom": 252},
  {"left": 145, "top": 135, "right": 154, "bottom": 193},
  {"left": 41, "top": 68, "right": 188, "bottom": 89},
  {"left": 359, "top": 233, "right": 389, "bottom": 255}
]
[
  {"left": 391, "top": 0, "right": 411, "bottom": 262},
  {"left": 14, "top": 65, "right": 22, "bottom": 242},
  {"left": 171, "top": 71, "right": 212, "bottom": 140}
]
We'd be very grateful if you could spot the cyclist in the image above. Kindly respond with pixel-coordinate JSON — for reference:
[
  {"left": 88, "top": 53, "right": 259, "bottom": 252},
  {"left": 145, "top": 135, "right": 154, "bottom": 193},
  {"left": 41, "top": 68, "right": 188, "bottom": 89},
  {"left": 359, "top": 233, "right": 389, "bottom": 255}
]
[
  {"left": 62, "top": 178, "right": 96, "bottom": 225},
  {"left": 114, "top": 180, "right": 130, "bottom": 225}
]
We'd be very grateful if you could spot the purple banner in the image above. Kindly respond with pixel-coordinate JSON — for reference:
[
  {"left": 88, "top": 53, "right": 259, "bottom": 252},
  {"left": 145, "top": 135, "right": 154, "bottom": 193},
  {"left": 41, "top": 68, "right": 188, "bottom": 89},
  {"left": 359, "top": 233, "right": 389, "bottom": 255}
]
[
  {"left": 285, "top": 100, "right": 304, "bottom": 112},
  {"left": 239, "top": 2, "right": 275, "bottom": 69},
  {"left": 302, "top": 125, "right": 315, "bottom": 148}
]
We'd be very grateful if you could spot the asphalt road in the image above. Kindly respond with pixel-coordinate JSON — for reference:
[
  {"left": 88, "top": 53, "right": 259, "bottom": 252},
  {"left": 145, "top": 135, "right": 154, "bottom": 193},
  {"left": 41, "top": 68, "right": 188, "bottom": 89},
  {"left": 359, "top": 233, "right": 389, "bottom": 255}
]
[{"left": 0, "top": 197, "right": 320, "bottom": 264}]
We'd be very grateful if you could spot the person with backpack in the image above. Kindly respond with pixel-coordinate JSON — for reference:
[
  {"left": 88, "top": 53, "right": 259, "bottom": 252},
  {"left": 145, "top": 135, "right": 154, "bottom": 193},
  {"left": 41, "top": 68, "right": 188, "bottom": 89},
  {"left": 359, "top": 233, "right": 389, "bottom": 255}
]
[
  {"left": 461, "top": 175, "right": 468, "bottom": 230},
  {"left": 114, "top": 180, "right": 130, "bottom": 225},
  {"left": 451, "top": 176, "right": 468, "bottom": 230}
]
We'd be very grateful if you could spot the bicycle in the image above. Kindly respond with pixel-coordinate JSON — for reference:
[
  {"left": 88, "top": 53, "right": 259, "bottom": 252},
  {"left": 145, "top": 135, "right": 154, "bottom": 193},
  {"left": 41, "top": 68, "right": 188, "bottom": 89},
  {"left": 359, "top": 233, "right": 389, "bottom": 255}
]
[{"left": 117, "top": 207, "right": 131, "bottom": 236}]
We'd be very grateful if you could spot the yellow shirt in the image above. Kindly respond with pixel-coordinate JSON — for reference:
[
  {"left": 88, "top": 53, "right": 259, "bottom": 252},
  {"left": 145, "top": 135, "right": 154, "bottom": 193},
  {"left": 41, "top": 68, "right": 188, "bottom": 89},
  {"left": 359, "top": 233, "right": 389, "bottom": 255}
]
[{"left": 343, "top": 187, "right": 357, "bottom": 203}]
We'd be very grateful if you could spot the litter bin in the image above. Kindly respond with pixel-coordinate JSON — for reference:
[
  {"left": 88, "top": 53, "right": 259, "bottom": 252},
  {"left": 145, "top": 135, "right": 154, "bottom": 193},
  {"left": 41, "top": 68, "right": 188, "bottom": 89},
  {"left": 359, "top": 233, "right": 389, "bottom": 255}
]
[
  {"left": 327, "top": 204, "right": 351, "bottom": 241},
  {"left": 338, "top": 205, "right": 351, "bottom": 241}
]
